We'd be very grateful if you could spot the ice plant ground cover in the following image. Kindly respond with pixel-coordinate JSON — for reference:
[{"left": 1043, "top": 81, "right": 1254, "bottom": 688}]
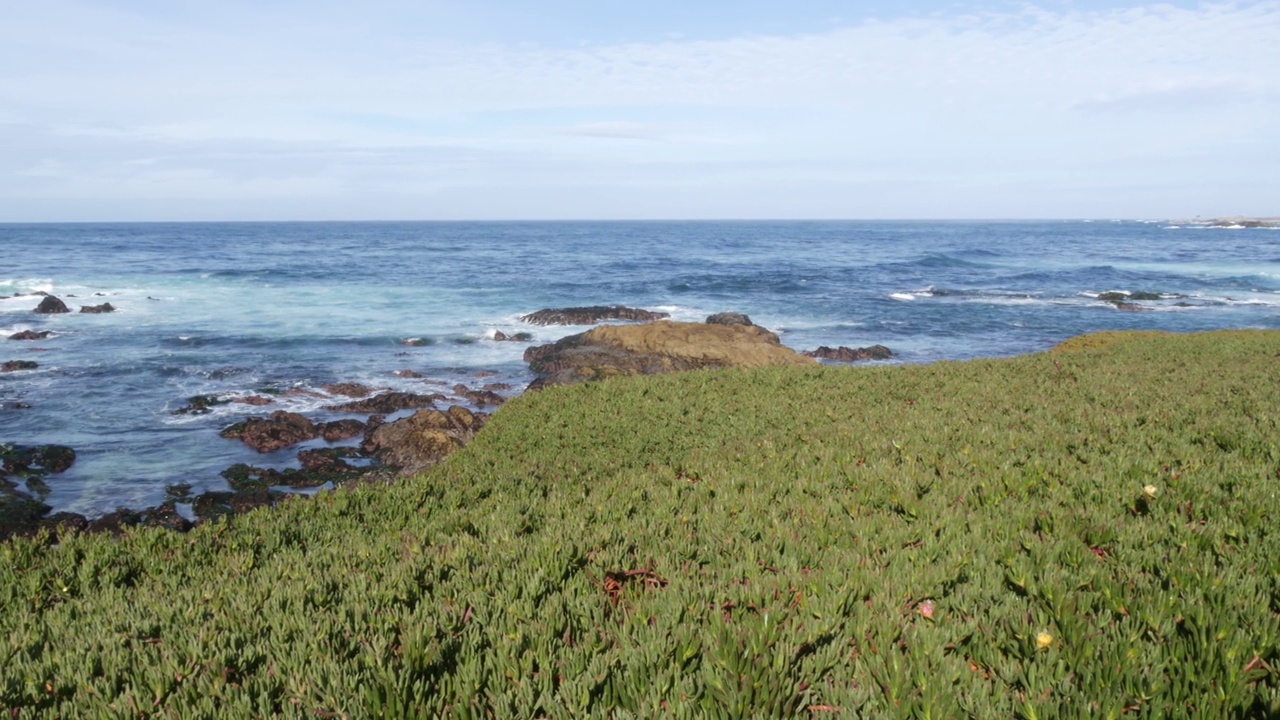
[{"left": 2, "top": 330, "right": 1279, "bottom": 717}]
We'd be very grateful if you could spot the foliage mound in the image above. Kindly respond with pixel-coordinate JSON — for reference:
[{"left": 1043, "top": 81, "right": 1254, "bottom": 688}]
[{"left": 3, "top": 330, "right": 1279, "bottom": 717}]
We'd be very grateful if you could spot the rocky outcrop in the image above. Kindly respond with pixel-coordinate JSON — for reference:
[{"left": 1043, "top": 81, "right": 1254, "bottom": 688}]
[
  {"left": 79, "top": 303, "right": 115, "bottom": 314},
  {"left": 493, "top": 330, "right": 534, "bottom": 341},
  {"left": 220, "top": 411, "right": 317, "bottom": 453},
  {"left": 33, "top": 296, "right": 70, "bottom": 314},
  {"left": 524, "top": 320, "right": 815, "bottom": 389},
  {"left": 2, "top": 361, "right": 39, "bottom": 373},
  {"left": 520, "top": 305, "right": 670, "bottom": 326},
  {"left": 324, "top": 391, "right": 445, "bottom": 414},
  {"left": 803, "top": 345, "right": 893, "bottom": 362},
  {"left": 8, "top": 330, "right": 51, "bottom": 341},
  {"left": 362, "top": 406, "right": 486, "bottom": 475}
]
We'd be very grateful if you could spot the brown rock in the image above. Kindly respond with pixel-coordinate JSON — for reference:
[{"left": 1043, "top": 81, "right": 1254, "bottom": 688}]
[
  {"left": 494, "top": 330, "right": 534, "bottom": 342},
  {"left": 453, "top": 384, "right": 506, "bottom": 408},
  {"left": 520, "top": 305, "right": 670, "bottom": 326},
  {"left": 362, "top": 406, "right": 487, "bottom": 475},
  {"left": 319, "top": 418, "right": 367, "bottom": 442},
  {"left": 219, "top": 411, "right": 317, "bottom": 453},
  {"left": 324, "top": 391, "right": 445, "bottom": 414},
  {"left": 322, "top": 382, "right": 374, "bottom": 398},
  {"left": 524, "top": 320, "right": 814, "bottom": 389}
]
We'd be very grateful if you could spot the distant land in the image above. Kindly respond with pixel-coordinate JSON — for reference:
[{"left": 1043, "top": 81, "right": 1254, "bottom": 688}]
[{"left": 1173, "top": 217, "right": 1280, "bottom": 228}]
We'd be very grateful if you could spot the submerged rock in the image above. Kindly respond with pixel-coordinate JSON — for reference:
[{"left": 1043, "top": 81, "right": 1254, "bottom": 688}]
[
  {"left": 8, "top": 330, "right": 52, "bottom": 341},
  {"left": 33, "top": 295, "right": 70, "bottom": 314},
  {"left": 520, "top": 305, "right": 670, "bottom": 326},
  {"left": 524, "top": 320, "right": 814, "bottom": 389},
  {"left": 79, "top": 302, "right": 115, "bottom": 314},
  {"left": 803, "top": 345, "right": 893, "bottom": 362},
  {"left": 1, "top": 360, "right": 39, "bottom": 373},
  {"left": 493, "top": 330, "right": 534, "bottom": 342}
]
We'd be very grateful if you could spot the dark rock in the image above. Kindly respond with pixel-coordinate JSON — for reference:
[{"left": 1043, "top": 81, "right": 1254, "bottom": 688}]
[
  {"left": 319, "top": 418, "right": 367, "bottom": 442},
  {"left": 483, "top": 382, "right": 513, "bottom": 391},
  {"left": 705, "top": 312, "right": 754, "bottom": 327},
  {"left": 452, "top": 384, "right": 506, "bottom": 408},
  {"left": 494, "top": 330, "right": 534, "bottom": 342},
  {"left": 33, "top": 296, "right": 70, "bottom": 314},
  {"left": 138, "top": 502, "right": 192, "bottom": 532},
  {"left": 173, "top": 394, "right": 232, "bottom": 415},
  {"left": 1, "top": 444, "right": 76, "bottom": 476},
  {"left": 42, "top": 512, "right": 89, "bottom": 540},
  {"left": 191, "top": 488, "right": 279, "bottom": 522},
  {"left": 85, "top": 509, "right": 143, "bottom": 535},
  {"left": 362, "top": 406, "right": 487, "bottom": 475},
  {"left": 2, "top": 360, "right": 39, "bottom": 373},
  {"left": 520, "top": 305, "right": 671, "bottom": 326},
  {"left": 8, "top": 330, "right": 52, "bottom": 341},
  {"left": 79, "top": 303, "right": 116, "bottom": 314},
  {"left": 219, "top": 411, "right": 317, "bottom": 453},
  {"left": 2, "top": 401, "right": 33, "bottom": 410},
  {"left": 322, "top": 382, "right": 374, "bottom": 398},
  {"left": 524, "top": 320, "right": 814, "bottom": 389},
  {"left": 324, "top": 391, "right": 445, "bottom": 414},
  {"left": 165, "top": 483, "right": 193, "bottom": 501},
  {"left": 392, "top": 369, "right": 424, "bottom": 378},
  {"left": 297, "top": 447, "right": 362, "bottom": 473},
  {"left": 0, "top": 488, "right": 53, "bottom": 542},
  {"left": 803, "top": 345, "right": 893, "bottom": 362}
]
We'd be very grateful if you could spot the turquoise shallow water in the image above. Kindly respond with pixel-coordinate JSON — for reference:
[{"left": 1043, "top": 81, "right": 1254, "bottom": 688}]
[{"left": 2, "top": 220, "right": 1279, "bottom": 516}]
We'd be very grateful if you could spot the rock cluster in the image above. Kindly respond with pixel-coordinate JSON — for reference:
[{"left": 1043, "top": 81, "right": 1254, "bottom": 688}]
[{"left": 803, "top": 345, "right": 893, "bottom": 362}]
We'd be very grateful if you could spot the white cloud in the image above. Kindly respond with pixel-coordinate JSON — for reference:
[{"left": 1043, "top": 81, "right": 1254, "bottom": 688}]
[{"left": 0, "top": 1, "right": 1277, "bottom": 219}]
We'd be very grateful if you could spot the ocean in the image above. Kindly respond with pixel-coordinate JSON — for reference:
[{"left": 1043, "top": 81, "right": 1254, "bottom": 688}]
[{"left": 2, "top": 220, "right": 1278, "bottom": 518}]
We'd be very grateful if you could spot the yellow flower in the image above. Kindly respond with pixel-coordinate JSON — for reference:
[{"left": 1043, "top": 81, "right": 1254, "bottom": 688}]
[
  {"left": 1143, "top": 485, "right": 1158, "bottom": 498},
  {"left": 1035, "top": 631, "right": 1053, "bottom": 650}
]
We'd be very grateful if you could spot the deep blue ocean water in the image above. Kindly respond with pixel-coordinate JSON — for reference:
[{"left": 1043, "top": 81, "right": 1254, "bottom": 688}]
[{"left": 3, "top": 220, "right": 1279, "bottom": 517}]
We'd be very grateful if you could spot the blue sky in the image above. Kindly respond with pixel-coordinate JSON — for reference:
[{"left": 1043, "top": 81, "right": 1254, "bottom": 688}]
[{"left": 1, "top": 1, "right": 1276, "bottom": 220}]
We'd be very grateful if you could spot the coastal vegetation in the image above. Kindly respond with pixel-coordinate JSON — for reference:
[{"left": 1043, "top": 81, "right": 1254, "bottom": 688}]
[{"left": 2, "top": 329, "right": 1279, "bottom": 717}]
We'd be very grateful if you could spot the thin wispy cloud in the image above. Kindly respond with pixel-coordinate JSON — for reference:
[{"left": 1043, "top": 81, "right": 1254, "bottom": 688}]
[{"left": 0, "top": 1, "right": 1276, "bottom": 219}]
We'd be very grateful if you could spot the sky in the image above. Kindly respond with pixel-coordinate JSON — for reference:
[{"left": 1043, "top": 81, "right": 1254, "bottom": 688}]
[{"left": 1, "top": 0, "right": 1277, "bottom": 221}]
